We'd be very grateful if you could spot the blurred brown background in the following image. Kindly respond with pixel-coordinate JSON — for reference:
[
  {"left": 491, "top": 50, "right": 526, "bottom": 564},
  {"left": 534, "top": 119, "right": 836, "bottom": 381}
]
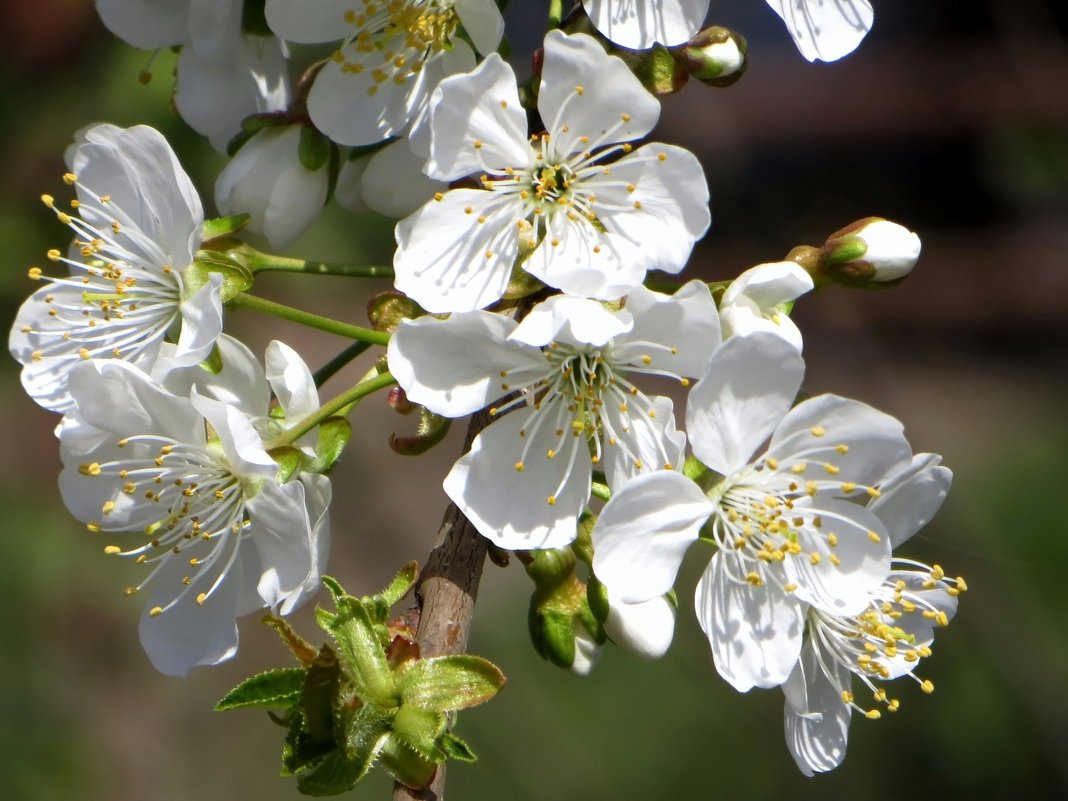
[{"left": 1, "top": 1, "right": 1066, "bottom": 799}]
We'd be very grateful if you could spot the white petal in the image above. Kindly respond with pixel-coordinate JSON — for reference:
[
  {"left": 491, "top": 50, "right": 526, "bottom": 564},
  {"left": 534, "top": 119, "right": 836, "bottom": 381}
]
[
  {"left": 601, "top": 394, "right": 685, "bottom": 487},
  {"left": 589, "top": 144, "right": 710, "bottom": 274},
  {"left": 766, "top": 0, "right": 874, "bottom": 62},
  {"left": 247, "top": 480, "right": 316, "bottom": 612},
  {"left": 612, "top": 280, "right": 721, "bottom": 378},
  {"left": 266, "top": 340, "right": 319, "bottom": 423},
  {"left": 582, "top": 0, "right": 710, "bottom": 49},
  {"left": 95, "top": 0, "right": 187, "bottom": 48},
  {"left": 425, "top": 53, "right": 528, "bottom": 180},
  {"left": 454, "top": 0, "right": 505, "bottom": 55},
  {"left": 137, "top": 540, "right": 242, "bottom": 676},
  {"left": 720, "top": 303, "right": 806, "bottom": 353},
  {"left": 264, "top": 0, "right": 355, "bottom": 43},
  {"left": 523, "top": 215, "right": 645, "bottom": 301},
  {"left": 388, "top": 312, "right": 544, "bottom": 417},
  {"left": 766, "top": 394, "right": 911, "bottom": 488},
  {"left": 570, "top": 625, "right": 603, "bottom": 676},
  {"left": 869, "top": 454, "right": 952, "bottom": 548},
  {"left": 686, "top": 334, "right": 805, "bottom": 476},
  {"left": 444, "top": 406, "right": 592, "bottom": 549},
  {"left": 604, "top": 591, "right": 676, "bottom": 659},
  {"left": 538, "top": 31, "right": 660, "bottom": 156},
  {"left": 186, "top": 0, "right": 241, "bottom": 60},
  {"left": 189, "top": 393, "right": 276, "bottom": 480},
  {"left": 783, "top": 641, "right": 852, "bottom": 775},
  {"left": 509, "top": 295, "right": 632, "bottom": 349},
  {"left": 360, "top": 138, "right": 446, "bottom": 218},
  {"left": 307, "top": 45, "right": 434, "bottom": 147},
  {"left": 722, "top": 261, "right": 814, "bottom": 310},
  {"left": 334, "top": 150, "right": 371, "bottom": 213},
  {"left": 393, "top": 189, "right": 521, "bottom": 313},
  {"left": 592, "top": 470, "right": 711, "bottom": 603},
  {"left": 150, "top": 274, "right": 224, "bottom": 380},
  {"left": 695, "top": 552, "right": 804, "bottom": 691},
  {"left": 163, "top": 334, "right": 270, "bottom": 415},
  {"left": 785, "top": 499, "right": 891, "bottom": 615}
]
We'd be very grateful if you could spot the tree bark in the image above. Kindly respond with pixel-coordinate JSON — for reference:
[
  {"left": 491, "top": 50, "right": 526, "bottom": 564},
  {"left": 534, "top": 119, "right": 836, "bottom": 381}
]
[{"left": 391, "top": 409, "right": 493, "bottom": 801}]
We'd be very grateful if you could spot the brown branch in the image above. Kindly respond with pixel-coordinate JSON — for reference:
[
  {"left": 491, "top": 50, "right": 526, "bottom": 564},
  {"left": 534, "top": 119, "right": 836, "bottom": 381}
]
[{"left": 391, "top": 408, "right": 493, "bottom": 801}]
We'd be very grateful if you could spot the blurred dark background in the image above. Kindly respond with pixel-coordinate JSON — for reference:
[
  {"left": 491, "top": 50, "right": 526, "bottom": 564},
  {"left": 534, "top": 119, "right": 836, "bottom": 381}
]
[{"left": 1, "top": 1, "right": 1066, "bottom": 799}]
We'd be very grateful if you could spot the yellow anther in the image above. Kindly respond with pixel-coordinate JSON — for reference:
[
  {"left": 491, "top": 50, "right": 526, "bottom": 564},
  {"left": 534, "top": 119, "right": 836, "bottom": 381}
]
[
  {"left": 575, "top": 84, "right": 585, "bottom": 95},
  {"left": 809, "top": 552, "right": 822, "bottom": 565},
  {"left": 865, "top": 709, "right": 882, "bottom": 720},
  {"left": 955, "top": 576, "right": 968, "bottom": 592},
  {"left": 823, "top": 463, "right": 840, "bottom": 475},
  {"left": 124, "top": 587, "right": 138, "bottom": 596},
  {"left": 101, "top": 501, "right": 116, "bottom": 516},
  {"left": 433, "top": 192, "right": 444, "bottom": 201},
  {"left": 745, "top": 571, "right": 763, "bottom": 586},
  {"left": 841, "top": 690, "right": 854, "bottom": 704},
  {"left": 867, "top": 530, "right": 881, "bottom": 543},
  {"left": 79, "top": 462, "right": 102, "bottom": 477},
  {"left": 47, "top": 248, "right": 61, "bottom": 261},
  {"left": 547, "top": 495, "right": 557, "bottom": 505},
  {"left": 790, "top": 463, "right": 807, "bottom": 474},
  {"left": 63, "top": 172, "right": 77, "bottom": 184},
  {"left": 657, "top": 152, "right": 667, "bottom": 161},
  {"left": 866, "top": 486, "right": 882, "bottom": 498},
  {"left": 196, "top": 592, "right": 208, "bottom": 606},
  {"left": 514, "top": 461, "right": 524, "bottom": 472},
  {"left": 920, "top": 679, "right": 935, "bottom": 694},
  {"left": 810, "top": 425, "right": 826, "bottom": 437},
  {"left": 149, "top": 606, "right": 164, "bottom": 618},
  {"left": 930, "top": 564, "right": 945, "bottom": 580},
  {"left": 783, "top": 583, "right": 798, "bottom": 593},
  {"left": 826, "top": 532, "right": 838, "bottom": 547},
  {"left": 828, "top": 553, "right": 841, "bottom": 566},
  {"left": 835, "top": 444, "right": 849, "bottom": 454},
  {"left": 841, "top": 482, "right": 856, "bottom": 493},
  {"left": 27, "top": 266, "right": 43, "bottom": 281}
]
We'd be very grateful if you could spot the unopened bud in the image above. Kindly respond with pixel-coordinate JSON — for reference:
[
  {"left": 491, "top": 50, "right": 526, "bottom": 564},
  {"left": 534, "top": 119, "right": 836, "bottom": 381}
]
[
  {"left": 678, "top": 26, "right": 748, "bottom": 87},
  {"left": 569, "top": 625, "right": 603, "bottom": 676},
  {"left": 820, "top": 218, "right": 922, "bottom": 286},
  {"left": 617, "top": 45, "right": 689, "bottom": 95}
]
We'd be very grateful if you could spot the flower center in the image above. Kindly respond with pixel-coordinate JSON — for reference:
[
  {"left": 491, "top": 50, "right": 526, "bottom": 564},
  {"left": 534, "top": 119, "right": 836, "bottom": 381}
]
[
  {"left": 86, "top": 433, "right": 250, "bottom": 616},
  {"left": 336, "top": 0, "right": 459, "bottom": 96},
  {"left": 21, "top": 175, "right": 183, "bottom": 367}
]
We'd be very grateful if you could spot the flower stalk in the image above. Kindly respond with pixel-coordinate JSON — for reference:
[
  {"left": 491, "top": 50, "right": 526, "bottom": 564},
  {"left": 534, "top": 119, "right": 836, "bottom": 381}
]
[
  {"left": 267, "top": 371, "right": 396, "bottom": 449},
  {"left": 230, "top": 292, "right": 391, "bottom": 345}
]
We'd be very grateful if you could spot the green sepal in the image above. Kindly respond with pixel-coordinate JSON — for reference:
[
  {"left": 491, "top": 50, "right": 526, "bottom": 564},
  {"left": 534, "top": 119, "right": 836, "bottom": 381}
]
[
  {"left": 200, "top": 342, "right": 224, "bottom": 375},
  {"left": 396, "top": 655, "right": 506, "bottom": 712},
  {"left": 305, "top": 417, "right": 351, "bottom": 474},
  {"left": 683, "top": 455, "right": 723, "bottom": 494},
  {"left": 571, "top": 513, "right": 596, "bottom": 565},
  {"left": 367, "top": 291, "right": 424, "bottom": 333},
  {"left": 188, "top": 251, "right": 255, "bottom": 302},
  {"left": 270, "top": 445, "right": 304, "bottom": 483},
  {"left": 281, "top": 649, "right": 343, "bottom": 775},
  {"left": 391, "top": 704, "right": 447, "bottom": 760},
  {"left": 215, "top": 668, "right": 306, "bottom": 711},
  {"left": 822, "top": 236, "right": 869, "bottom": 267},
  {"left": 532, "top": 607, "right": 576, "bottom": 668},
  {"left": 388, "top": 408, "right": 451, "bottom": 456},
  {"left": 378, "top": 735, "right": 438, "bottom": 790},
  {"left": 437, "top": 731, "right": 478, "bottom": 763},
  {"left": 502, "top": 263, "right": 545, "bottom": 300},
  {"left": 586, "top": 575, "right": 610, "bottom": 625},
  {"left": 202, "top": 213, "right": 251, "bottom": 242},
  {"left": 618, "top": 45, "right": 688, "bottom": 95},
  {"left": 299, "top": 125, "right": 332, "bottom": 173}
]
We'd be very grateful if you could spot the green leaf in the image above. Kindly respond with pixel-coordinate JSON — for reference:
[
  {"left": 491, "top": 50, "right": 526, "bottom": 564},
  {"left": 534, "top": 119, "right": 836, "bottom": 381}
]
[
  {"left": 328, "top": 596, "right": 399, "bottom": 707},
  {"left": 374, "top": 561, "right": 419, "bottom": 609},
  {"left": 295, "top": 750, "right": 372, "bottom": 796},
  {"left": 215, "top": 668, "right": 305, "bottom": 711},
  {"left": 378, "top": 734, "right": 438, "bottom": 790},
  {"left": 437, "top": 731, "right": 478, "bottom": 763},
  {"left": 391, "top": 704, "right": 447, "bottom": 760},
  {"left": 397, "top": 655, "right": 506, "bottom": 712},
  {"left": 263, "top": 612, "right": 320, "bottom": 666},
  {"left": 202, "top": 213, "right": 250, "bottom": 241}
]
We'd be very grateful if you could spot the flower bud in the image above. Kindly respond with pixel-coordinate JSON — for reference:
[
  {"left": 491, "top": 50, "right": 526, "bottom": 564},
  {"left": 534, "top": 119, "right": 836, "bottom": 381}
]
[
  {"left": 678, "top": 26, "right": 748, "bottom": 87},
  {"left": 603, "top": 591, "right": 676, "bottom": 660},
  {"left": 820, "top": 218, "right": 922, "bottom": 286},
  {"left": 214, "top": 123, "right": 330, "bottom": 249},
  {"left": 525, "top": 549, "right": 605, "bottom": 673}
]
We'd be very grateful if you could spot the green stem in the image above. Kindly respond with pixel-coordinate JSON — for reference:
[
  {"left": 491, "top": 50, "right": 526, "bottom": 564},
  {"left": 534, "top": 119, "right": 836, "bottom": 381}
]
[
  {"left": 547, "top": 0, "right": 564, "bottom": 29},
  {"left": 244, "top": 250, "right": 394, "bottom": 279},
  {"left": 313, "top": 341, "right": 373, "bottom": 388},
  {"left": 590, "top": 482, "right": 611, "bottom": 502},
  {"left": 231, "top": 293, "right": 390, "bottom": 346},
  {"left": 267, "top": 371, "right": 396, "bottom": 449}
]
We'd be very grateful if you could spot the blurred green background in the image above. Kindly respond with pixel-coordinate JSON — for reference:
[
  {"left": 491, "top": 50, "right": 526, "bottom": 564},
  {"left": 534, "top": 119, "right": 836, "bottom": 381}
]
[{"left": 2, "top": 1, "right": 1066, "bottom": 800}]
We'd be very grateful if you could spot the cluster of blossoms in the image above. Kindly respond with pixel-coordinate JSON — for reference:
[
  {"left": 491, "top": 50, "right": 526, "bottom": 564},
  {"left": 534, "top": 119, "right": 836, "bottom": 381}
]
[{"left": 10, "top": 0, "right": 962, "bottom": 788}]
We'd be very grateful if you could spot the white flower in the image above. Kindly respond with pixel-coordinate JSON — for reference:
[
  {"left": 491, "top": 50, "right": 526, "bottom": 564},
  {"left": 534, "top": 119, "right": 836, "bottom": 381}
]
[
  {"left": 783, "top": 564, "right": 961, "bottom": 774},
  {"left": 215, "top": 124, "right": 329, "bottom": 249},
  {"left": 264, "top": 0, "right": 503, "bottom": 147},
  {"left": 592, "top": 333, "right": 913, "bottom": 691},
  {"left": 10, "top": 124, "right": 222, "bottom": 413},
  {"left": 95, "top": 0, "right": 290, "bottom": 150},
  {"left": 718, "top": 261, "right": 814, "bottom": 352},
  {"left": 388, "top": 281, "right": 720, "bottom": 549},
  {"left": 765, "top": 0, "right": 875, "bottom": 62},
  {"left": 394, "top": 30, "right": 711, "bottom": 313},
  {"left": 58, "top": 336, "right": 330, "bottom": 676},
  {"left": 581, "top": 0, "right": 710, "bottom": 49}
]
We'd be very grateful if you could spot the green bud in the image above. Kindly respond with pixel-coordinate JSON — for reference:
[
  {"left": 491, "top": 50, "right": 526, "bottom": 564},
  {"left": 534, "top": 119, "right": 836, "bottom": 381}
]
[
  {"left": 677, "top": 26, "right": 748, "bottom": 87},
  {"left": 298, "top": 124, "right": 332, "bottom": 173},
  {"left": 616, "top": 45, "right": 689, "bottom": 95},
  {"left": 819, "top": 218, "right": 922, "bottom": 288},
  {"left": 306, "top": 416, "right": 352, "bottom": 474},
  {"left": 367, "top": 290, "right": 424, "bottom": 332}
]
